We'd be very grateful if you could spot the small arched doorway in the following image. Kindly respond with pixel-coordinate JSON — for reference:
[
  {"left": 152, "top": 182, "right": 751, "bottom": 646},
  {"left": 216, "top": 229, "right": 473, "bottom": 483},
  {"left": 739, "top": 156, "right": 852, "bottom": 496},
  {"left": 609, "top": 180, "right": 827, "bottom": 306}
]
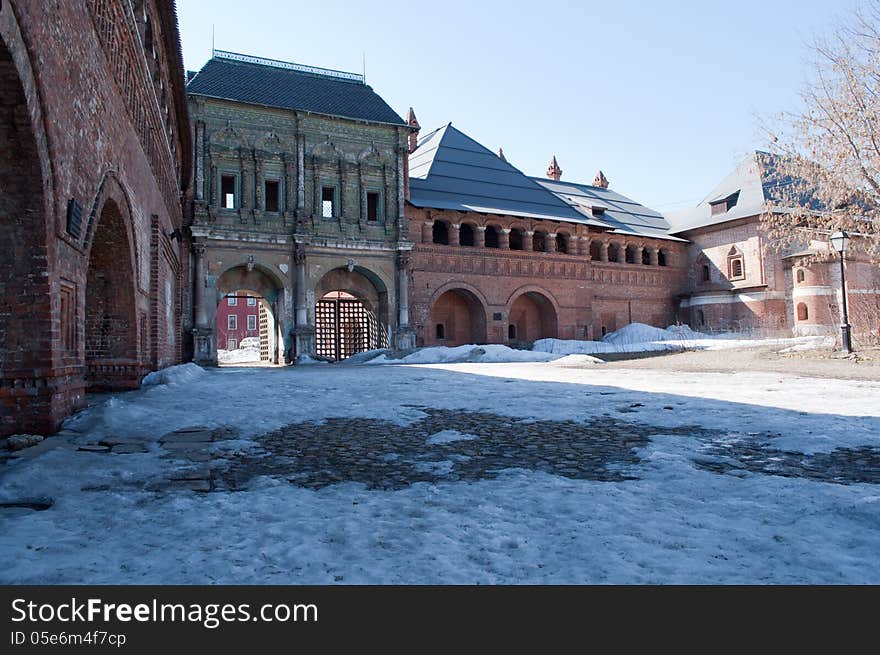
[
  {"left": 429, "top": 288, "right": 487, "bottom": 346},
  {"left": 85, "top": 198, "right": 139, "bottom": 389},
  {"left": 216, "top": 266, "right": 284, "bottom": 365},
  {"left": 508, "top": 291, "right": 558, "bottom": 342},
  {"left": 314, "top": 267, "right": 389, "bottom": 361}
]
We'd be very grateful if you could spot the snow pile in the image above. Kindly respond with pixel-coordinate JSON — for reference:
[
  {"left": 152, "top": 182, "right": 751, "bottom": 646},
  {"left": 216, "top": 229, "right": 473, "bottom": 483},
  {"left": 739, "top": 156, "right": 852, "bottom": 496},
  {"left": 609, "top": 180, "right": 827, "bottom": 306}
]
[
  {"left": 240, "top": 337, "right": 260, "bottom": 349},
  {"left": 142, "top": 363, "right": 205, "bottom": 387},
  {"left": 218, "top": 347, "right": 261, "bottom": 364},
  {"left": 602, "top": 322, "right": 700, "bottom": 346},
  {"left": 343, "top": 349, "right": 390, "bottom": 364},
  {"left": 366, "top": 344, "right": 559, "bottom": 365}
]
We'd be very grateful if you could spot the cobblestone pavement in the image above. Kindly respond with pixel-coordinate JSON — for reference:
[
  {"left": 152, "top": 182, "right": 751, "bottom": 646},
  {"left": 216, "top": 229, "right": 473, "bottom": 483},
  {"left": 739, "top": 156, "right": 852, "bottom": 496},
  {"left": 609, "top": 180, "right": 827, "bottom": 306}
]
[{"left": 212, "top": 407, "right": 880, "bottom": 491}]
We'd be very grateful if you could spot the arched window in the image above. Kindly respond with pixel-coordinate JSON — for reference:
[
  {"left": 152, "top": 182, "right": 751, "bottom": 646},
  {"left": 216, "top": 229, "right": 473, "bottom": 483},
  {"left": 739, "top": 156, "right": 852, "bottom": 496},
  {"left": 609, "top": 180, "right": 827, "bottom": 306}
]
[
  {"left": 556, "top": 233, "right": 569, "bottom": 254},
  {"left": 508, "top": 324, "right": 516, "bottom": 339},
  {"left": 608, "top": 243, "right": 621, "bottom": 263},
  {"left": 436, "top": 324, "right": 446, "bottom": 339},
  {"left": 532, "top": 231, "right": 547, "bottom": 252},
  {"left": 796, "top": 269, "right": 805, "bottom": 283},
  {"left": 727, "top": 246, "right": 745, "bottom": 280},
  {"left": 589, "top": 240, "right": 602, "bottom": 261},
  {"left": 484, "top": 225, "right": 500, "bottom": 248},
  {"left": 432, "top": 221, "right": 450, "bottom": 245},
  {"left": 797, "top": 303, "right": 808, "bottom": 321},
  {"left": 658, "top": 249, "right": 667, "bottom": 267},
  {"left": 701, "top": 263, "right": 711, "bottom": 282},
  {"left": 459, "top": 223, "right": 475, "bottom": 247},
  {"left": 642, "top": 248, "right": 651, "bottom": 265},
  {"left": 625, "top": 244, "right": 638, "bottom": 264},
  {"left": 509, "top": 228, "right": 524, "bottom": 250}
]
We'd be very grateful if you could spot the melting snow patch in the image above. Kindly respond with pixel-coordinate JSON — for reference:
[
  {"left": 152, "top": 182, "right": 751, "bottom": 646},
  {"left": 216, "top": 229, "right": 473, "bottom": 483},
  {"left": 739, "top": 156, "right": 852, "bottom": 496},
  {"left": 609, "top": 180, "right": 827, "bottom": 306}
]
[
  {"left": 142, "top": 363, "right": 205, "bottom": 387},
  {"left": 426, "top": 430, "right": 479, "bottom": 445}
]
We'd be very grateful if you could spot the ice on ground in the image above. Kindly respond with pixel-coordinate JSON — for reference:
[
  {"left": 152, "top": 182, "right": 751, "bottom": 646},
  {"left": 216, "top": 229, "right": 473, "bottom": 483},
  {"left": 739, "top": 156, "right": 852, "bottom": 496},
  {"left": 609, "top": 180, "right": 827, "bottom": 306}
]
[
  {"left": 778, "top": 336, "right": 836, "bottom": 353},
  {"left": 426, "top": 430, "right": 480, "bottom": 445},
  {"left": 295, "top": 354, "right": 328, "bottom": 365},
  {"left": 141, "top": 362, "right": 205, "bottom": 387}
]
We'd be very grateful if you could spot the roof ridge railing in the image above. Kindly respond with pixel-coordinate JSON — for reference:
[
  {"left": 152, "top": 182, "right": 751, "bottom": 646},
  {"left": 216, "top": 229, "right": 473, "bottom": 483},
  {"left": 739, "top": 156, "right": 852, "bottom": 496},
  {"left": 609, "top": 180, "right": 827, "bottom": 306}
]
[{"left": 214, "top": 50, "right": 365, "bottom": 84}]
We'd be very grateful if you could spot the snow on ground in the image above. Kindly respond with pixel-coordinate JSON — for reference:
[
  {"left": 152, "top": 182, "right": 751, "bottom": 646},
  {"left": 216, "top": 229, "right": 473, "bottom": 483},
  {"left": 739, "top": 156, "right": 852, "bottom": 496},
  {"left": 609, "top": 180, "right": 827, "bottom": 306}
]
[
  {"left": 141, "top": 362, "right": 205, "bottom": 386},
  {"left": 365, "top": 343, "right": 559, "bottom": 365},
  {"left": 534, "top": 323, "right": 830, "bottom": 356},
  {"left": 1, "top": 345, "right": 879, "bottom": 584},
  {"left": 217, "top": 346, "right": 261, "bottom": 364}
]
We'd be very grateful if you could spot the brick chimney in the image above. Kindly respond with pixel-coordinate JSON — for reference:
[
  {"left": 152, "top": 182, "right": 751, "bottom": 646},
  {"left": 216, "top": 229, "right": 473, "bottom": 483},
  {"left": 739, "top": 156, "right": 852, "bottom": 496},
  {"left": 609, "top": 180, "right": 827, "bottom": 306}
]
[
  {"left": 498, "top": 147, "right": 507, "bottom": 162},
  {"left": 407, "top": 107, "right": 421, "bottom": 153},
  {"left": 593, "top": 170, "right": 609, "bottom": 189},
  {"left": 546, "top": 155, "right": 562, "bottom": 181}
]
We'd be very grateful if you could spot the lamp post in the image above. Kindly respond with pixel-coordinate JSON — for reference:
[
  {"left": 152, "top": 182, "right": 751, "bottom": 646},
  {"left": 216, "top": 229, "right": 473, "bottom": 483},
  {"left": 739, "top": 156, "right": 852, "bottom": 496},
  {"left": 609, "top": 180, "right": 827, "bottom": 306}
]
[{"left": 829, "top": 230, "right": 853, "bottom": 353}]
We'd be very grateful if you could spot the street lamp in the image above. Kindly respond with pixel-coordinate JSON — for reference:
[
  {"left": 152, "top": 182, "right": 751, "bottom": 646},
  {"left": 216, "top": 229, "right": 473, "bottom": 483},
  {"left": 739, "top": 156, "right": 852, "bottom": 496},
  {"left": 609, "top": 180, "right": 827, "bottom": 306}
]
[{"left": 829, "top": 230, "right": 853, "bottom": 353}]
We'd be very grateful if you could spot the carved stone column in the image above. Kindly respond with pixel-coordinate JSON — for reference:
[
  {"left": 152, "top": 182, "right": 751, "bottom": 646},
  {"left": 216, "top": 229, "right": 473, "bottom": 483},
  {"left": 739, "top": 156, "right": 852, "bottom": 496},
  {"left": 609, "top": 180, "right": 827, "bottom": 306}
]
[
  {"left": 546, "top": 233, "right": 557, "bottom": 253},
  {"left": 191, "top": 242, "right": 215, "bottom": 366},
  {"left": 476, "top": 226, "right": 486, "bottom": 248},
  {"left": 255, "top": 158, "right": 264, "bottom": 211},
  {"left": 292, "top": 245, "right": 315, "bottom": 359},
  {"left": 284, "top": 157, "right": 296, "bottom": 218},
  {"left": 297, "top": 136, "right": 306, "bottom": 216},
  {"left": 449, "top": 223, "right": 460, "bottom": 246},
  {"left": 209, "top": 162, "right": 218, "bottom": 208},
  {"left": 195, "top": 121, "right": 205, "bottom": 202},
  {"left": 600, "top": 242, "right": 609, "bottom": 262},
  {"left": 394, "top": 251, "right": 416, "bottom": 350},
  {"left": 649, "top": 247, "right": 659, "bottom": 265},
  {"left": 636, "top": 245, "right": 645, "bottom": 265},
  {"left": 499, "top": 228, "right": 511, "bottom": 250},
  {"left": 524, "top": 230, "right": 534, "bottom": 252}
]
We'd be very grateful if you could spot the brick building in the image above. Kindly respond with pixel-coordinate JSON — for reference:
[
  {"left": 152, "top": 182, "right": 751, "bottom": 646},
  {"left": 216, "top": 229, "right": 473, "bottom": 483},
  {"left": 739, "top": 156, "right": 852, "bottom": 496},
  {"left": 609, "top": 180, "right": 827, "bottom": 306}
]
[
  {"left": 405, "top": 122, "right": 688, "bottom": 347},
  {"left": 668, "top": 152, "right": 879, "bottom": 340},
  {"left": 0, "top": 0, "right": 191, "bottom": 435},
  {"left": 215, "top": 294, "right": 261, "bottom": 351},
  {"left": 186, "top": 51, "right": 415, "bottom": 365}
]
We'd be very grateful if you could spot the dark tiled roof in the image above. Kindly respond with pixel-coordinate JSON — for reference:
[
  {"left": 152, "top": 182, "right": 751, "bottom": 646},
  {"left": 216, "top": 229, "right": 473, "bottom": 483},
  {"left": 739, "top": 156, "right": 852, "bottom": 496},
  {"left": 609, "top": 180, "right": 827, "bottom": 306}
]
[
  {"left": 408, "top": 124, "right": 588, "bottom": 222},
  {"left": 187, "top": 52, "right": 404, "bottom": 126}
]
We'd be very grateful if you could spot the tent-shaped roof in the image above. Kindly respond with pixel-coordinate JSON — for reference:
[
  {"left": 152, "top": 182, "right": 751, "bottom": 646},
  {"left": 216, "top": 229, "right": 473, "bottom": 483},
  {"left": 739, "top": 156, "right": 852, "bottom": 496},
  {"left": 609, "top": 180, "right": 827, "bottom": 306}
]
[
  {"left": 408, "top": 124, "right": 587, "bottom": 222},
  {"left": 187, "top": 51, "right": 404, "bottom": 126}
]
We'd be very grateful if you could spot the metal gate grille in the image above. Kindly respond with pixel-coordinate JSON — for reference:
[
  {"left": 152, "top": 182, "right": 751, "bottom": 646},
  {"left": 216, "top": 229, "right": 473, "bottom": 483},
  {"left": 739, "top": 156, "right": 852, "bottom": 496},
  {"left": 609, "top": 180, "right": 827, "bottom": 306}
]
[
  {"left": 315, "top": 296, "right": 387, "bottom": 361},
  {"left": 259, "top": 303, "right": 270, "bottom": 362}
]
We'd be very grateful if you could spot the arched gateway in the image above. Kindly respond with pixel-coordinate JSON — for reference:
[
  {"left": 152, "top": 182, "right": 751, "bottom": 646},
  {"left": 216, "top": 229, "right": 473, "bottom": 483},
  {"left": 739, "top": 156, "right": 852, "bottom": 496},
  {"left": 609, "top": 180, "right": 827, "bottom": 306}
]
[{"left": 314, "top": 267, "right": 389, "bottom": 361}]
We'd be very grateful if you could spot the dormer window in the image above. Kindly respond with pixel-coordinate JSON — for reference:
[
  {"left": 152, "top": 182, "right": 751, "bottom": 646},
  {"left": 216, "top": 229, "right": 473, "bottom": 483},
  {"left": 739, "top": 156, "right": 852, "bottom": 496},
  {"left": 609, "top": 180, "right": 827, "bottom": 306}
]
[
  {"left": 591, "top": 206, "right": 606, "bottom": 217},
  {"left": 709, "top": 191, "right": 740, "bottom": 216}
]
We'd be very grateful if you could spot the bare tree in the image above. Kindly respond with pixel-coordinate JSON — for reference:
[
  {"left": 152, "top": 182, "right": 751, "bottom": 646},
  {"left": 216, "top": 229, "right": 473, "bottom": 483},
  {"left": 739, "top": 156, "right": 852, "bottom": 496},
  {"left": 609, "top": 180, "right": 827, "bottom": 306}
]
[{"left": 762, "top": 1, "right": 880, "bottom": 258}]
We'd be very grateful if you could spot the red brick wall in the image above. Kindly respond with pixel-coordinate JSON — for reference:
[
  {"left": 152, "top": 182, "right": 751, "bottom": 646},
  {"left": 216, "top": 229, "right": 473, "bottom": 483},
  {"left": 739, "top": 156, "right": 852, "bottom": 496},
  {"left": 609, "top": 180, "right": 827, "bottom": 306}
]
[
  {"left": 0, "top": 1, "right": 189, "bottom": 434},
  {"left": 407, "top": 207, "right": 687, "bottom": 346}
]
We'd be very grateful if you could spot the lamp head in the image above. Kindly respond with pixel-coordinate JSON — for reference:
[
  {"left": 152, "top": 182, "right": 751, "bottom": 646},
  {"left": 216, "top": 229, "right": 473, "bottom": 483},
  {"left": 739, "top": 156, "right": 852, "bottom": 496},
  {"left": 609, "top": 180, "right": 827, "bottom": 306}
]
[{"left": 830, "top": 230, "right": 850, "bottom": 254}]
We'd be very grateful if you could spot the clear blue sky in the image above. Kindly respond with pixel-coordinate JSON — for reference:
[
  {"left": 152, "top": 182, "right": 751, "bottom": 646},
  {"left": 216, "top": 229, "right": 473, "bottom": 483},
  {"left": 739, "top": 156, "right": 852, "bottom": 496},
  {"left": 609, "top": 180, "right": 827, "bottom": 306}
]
[{"left": 178, "top": 0, "right": 857, "bottom": 211}]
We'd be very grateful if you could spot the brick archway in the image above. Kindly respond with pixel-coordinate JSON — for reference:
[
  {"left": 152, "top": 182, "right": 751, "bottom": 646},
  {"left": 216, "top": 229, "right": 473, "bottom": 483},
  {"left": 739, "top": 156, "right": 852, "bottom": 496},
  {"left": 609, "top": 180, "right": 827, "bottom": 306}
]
[
  {"left": 84, "top": 197, "right": 140, "bottom": 390},
  {"left": 216, "top": 266, "right": 286, "bottom": 365},
  {"left": 314, "top": 267, "right": 389, "bottom": 361},
  {"left": 507, "top": 289, "right": 559, "bottom": 342},
  {"left": 0, "top": 26, "right": 57, "bottom": 433},
  {"left": 428, "top": 288, "right": 488, "bottom": 346}
]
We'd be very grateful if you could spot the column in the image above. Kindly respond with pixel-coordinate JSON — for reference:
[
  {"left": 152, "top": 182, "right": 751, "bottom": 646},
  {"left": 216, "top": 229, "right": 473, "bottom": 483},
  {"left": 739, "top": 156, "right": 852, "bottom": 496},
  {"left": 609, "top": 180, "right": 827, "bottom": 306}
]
[
  {"left": 579, "top": 236, "right": 590, "bottom": 257},
  {"left": 449, "top": 223, "right": 460, "bottom": 246},
  {"left": 296, "top": 135, "right": 305, "bottom": 216},
  {"left": 255, "top": 158, "right": 264, "bottom": 211},
  {"left": 285, "top": 158, "right": 296, "bottom": 217},
  {"left": 476, "top": 226, "right": 486, "bottom": 248},
  {"left": 499, "top": 228, "right": 511, "bottom": 249},
  {"left": 193, "top": 243, "right": 207, "bottom": 328},
  {"left": 191, "top": 242, "right": 215, "bottom": 365},
  {"left": 422, "top": 220, "right": 434, "bottom": 243},
  {"left": 292, "top": 245, "right": 315, "bottom": 359},
  {"left": 524, "top": 230, "right": 534, "bottom": 251},
  {"left": 209, "top": 163, "right": 218, "bottom": 208},
  {"left": 649, "top": 247, "right": 659, "bottom": 265},
  {"left": 600, "top": 242, "right": 609, "bottom": 262},
  {"left": 195, "top": 122, "right": 205, "bottom": 202},
  {"left": 394, "top": 251, "right": 416, "bottom": 349},
  {"left": 546, "top": 233, "right": 557, "bottom": 253},
  {"left": 636, "top": 246, "right": 645, "bottom": 265}
]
